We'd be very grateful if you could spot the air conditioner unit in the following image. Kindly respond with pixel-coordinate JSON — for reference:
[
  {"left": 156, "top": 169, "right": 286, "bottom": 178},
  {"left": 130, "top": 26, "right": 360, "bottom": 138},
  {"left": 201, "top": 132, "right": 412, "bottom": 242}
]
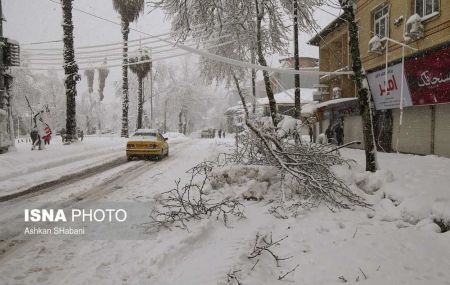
[
  {"left": 312, "top": 90, "right": 322, "bottom": 102},
  {"left": 368, "top": 35, "right": 384, "bottom": 54},
  {"left": 404, "top": 14, "right": 424, "bottom": 41},
  {"left": 332, "top": 87, "right": 342, "bottom": 99}
]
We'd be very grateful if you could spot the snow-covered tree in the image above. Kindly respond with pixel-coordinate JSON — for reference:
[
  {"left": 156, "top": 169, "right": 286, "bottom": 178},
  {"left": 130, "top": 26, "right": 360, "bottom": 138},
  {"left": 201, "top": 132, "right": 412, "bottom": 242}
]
[
  {"left": 61, "top": 0, "right": 81, "bottom": 142},
  {"left": 338, "top": 0, "right": 378, "bottom": 172},
  {"left": 97, "top": 59, "right": 110, "bottom": 101},
  {"left": 151, "top": 0, "right": 290, "bottom": 126},
  {"left": 129, "top": 51, "right": 151, "bottom": 129},
  {"left": 280, "top": 0, "right": 321, "bottom": 118},
  {"left": 112, "top": 0, "right": 145, "bottom": 137},
  {"left": 84, "top": 69, "right": 94, "bottom": 94}
]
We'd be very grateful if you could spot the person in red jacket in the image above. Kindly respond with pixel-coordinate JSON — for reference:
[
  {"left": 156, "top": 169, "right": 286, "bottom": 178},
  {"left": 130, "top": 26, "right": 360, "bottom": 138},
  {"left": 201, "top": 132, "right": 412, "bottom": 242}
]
[{"left": 43, "top": 125, "right": 52, "bottom": 145}]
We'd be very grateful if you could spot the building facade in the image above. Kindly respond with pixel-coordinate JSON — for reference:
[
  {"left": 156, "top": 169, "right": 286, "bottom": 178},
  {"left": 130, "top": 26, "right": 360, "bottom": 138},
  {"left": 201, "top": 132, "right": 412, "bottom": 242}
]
[{"left": 309, "top": 0, "right": 450, "bottom": 156}]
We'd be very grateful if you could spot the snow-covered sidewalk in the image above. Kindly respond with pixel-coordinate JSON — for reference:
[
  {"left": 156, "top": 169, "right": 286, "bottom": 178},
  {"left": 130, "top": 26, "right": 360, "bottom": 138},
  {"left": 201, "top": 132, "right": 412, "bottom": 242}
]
[
  {"left": 0, "top": 134, "right": 190, "bottom": 200},
  {"left": 0, "top": 136, "right": 127, "bottom": 199}
]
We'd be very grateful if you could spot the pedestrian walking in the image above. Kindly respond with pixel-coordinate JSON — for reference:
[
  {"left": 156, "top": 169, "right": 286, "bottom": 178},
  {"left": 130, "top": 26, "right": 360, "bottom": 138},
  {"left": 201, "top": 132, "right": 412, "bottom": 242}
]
[
  {"left": 218, "top": 129, "right": 222, "bottom": 138},
  {"left": 308, "top": 125, "right": 313, "bottom": 143},
  {"left": 336, "top": 123, "right": 344, "bottom": 146},
  {"left": 43, "top": 125, "right": 52, "bottom": 145},
  {"left": 325, "top": 126, "right": 333, "bottom": 144}
]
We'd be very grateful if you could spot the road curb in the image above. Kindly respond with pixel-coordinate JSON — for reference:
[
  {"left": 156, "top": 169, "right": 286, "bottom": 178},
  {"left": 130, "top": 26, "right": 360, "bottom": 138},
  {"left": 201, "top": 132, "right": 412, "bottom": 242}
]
[{"left": 0, "top": 156, "right": 127, "bottom": 202}]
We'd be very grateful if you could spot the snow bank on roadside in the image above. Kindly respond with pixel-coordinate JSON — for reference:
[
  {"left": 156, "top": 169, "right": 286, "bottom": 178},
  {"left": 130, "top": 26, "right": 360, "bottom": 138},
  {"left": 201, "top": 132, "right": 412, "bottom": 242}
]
[
  {"left": 0, "top": 136, "right": 127, "bottom": 181},
  {"left": 339, "top": 149, "right": 450, "bottom": 233},
  {"left": 164, "top": 132, "right": 189, "bottom": 144}
]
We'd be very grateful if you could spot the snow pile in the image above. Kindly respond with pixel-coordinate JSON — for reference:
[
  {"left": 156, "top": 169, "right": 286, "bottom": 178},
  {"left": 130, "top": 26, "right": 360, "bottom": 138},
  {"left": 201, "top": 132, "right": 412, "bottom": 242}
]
[
  {"left": 340, "top": 149, "right": 450, "bottom": 233},
  {"left": 209, "top": 165, "right": 280, "bottom": 201},
  {"left": 276, "top": 116, "right": 303, "bottom": 138},
  {"left": 164, "top": 132, "right": 189, "bottom": 144}
]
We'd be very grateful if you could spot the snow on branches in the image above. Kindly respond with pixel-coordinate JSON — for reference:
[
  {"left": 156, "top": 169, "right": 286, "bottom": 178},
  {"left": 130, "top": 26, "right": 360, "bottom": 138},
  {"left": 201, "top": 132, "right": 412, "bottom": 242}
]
[
  {"left": 228, "top": 116, "right": 370, "bottom": 212},
  {"left": 150, "top": 161, "right": 245, "bottom": 230}
]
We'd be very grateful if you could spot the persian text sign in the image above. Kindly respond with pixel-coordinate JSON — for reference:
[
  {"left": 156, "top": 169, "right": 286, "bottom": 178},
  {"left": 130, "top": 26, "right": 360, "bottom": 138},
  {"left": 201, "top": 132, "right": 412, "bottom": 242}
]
[
  {"left": 404, "top": 46, "right": 450, "bottom": 105},
  {"left": 367, "top": 63, "right": 413, "bottom": 110}
]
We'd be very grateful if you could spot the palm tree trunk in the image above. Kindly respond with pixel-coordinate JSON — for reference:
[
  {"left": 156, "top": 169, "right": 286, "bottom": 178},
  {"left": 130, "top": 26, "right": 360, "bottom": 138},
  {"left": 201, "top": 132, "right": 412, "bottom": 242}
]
[
  {"left": 120, "top": 18, "right": 130, "bottom": 137},
  {"left": 293, "top": 0, "right": 301, "bottom": 119},
  {"left": 251, "top": 49, "right": 257, "bottom": 114},
  {"left": 255, "top": 0, "right": 278, "bottom": 126},
  {"left": 341, "top": 1, "right": 378, "bottom": 172},
  {"left": 136, "top": 76, "right": 143, "bottom": 129},
  {"left": 61, "top": 0, "right": 79, "bottom": 141}
]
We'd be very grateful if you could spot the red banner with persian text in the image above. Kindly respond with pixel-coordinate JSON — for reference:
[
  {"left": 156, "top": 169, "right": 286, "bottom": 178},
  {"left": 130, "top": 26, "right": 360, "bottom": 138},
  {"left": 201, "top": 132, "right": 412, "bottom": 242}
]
[{"left": 404, "top": 46, "right": 450, "bottom": 105}]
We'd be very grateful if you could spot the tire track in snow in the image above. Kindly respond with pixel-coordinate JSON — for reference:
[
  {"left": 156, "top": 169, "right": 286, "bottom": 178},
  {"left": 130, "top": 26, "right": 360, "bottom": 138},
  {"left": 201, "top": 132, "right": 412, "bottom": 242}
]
[{"left": 145, "top": 203, "right": 271, "bottom": 285}]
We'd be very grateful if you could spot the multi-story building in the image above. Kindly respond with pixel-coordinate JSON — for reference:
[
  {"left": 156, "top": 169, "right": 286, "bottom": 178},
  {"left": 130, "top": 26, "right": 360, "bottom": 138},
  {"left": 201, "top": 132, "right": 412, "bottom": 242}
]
[{"left": 309, "top": 0, "right": 450, "bottom": 156}]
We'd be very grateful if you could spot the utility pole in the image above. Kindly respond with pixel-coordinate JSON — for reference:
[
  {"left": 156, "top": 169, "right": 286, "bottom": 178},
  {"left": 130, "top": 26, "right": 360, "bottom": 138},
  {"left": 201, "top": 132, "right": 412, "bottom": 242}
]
[
  {"left": 293, "top": 0, "right": 301, "bottom": 119},
  {"left": 163, "top": 99, "right": 167, "bottom": 133},
  {"left": 150, "top": 63, "right": 153, "bottom": 127},
  {"left": 0, "top": 0, "right": 6, "bottom": 110}
]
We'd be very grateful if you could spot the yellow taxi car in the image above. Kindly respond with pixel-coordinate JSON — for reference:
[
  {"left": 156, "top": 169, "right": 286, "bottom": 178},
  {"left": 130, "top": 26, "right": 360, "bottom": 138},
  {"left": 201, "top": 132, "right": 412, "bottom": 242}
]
[{"left": 126, "top": 129, "right": 169, "bottom": 161}]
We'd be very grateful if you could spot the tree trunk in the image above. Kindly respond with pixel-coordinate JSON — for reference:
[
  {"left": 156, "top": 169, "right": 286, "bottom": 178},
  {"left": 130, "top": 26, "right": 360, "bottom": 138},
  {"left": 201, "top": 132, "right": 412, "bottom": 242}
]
[
  {"left": 120, "top": 18, "right": 130, "bottom": 138},
  {"left": 341, "top": 1, "right": 378, "bottom": 172},
  {"left": 293, "top": 0, "right": 301, "bottom": 119},
  {"left": 61, "top": 0, "right": 79, "bottom": 142},
  {"left": 255, "top": 0, "right": 278, "bottom": 126},
  {"left": 136, "top": 76, "right": 143, "bottom": 130},
  {"left": 251, "top": 49, "right": 257, "bottom": 115}
]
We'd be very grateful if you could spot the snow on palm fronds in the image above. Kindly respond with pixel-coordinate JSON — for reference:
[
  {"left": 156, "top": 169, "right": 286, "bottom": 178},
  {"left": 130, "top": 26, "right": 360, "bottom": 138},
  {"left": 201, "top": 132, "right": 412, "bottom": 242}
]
[
  {"left": 84, "top": 69, "right": 95, "bottom": 94},
  {"left": 97, "top": 59, "right": 109, "bottom": 101}
]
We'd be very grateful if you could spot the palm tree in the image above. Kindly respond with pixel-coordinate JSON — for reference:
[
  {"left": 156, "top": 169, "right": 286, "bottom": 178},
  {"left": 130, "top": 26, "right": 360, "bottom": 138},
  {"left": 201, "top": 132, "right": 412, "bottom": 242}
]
[
  {"left": 112, "top": 0, "right": 145, "bottom": 137},
  {"left": 129, "top": 52, "right": 151, "bottom": 129},
  {"left": 61, "top": 0, "right": 80, "bottom": 142}
]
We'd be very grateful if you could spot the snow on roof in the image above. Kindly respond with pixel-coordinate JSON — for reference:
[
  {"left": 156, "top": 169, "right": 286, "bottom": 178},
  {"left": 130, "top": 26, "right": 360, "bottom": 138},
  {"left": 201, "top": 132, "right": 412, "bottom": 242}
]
[
  {"left": 225, "top": 104, "right": 250, "bottom": 115},
  {"left": 301, "top": 103, "right": 317, "bottom": 115},
  {"left": 315, "top": 97, "right": 358, "bottom": 109},
  {"left": 298, "top": 97, "right": 359, "bottom": 116},
  {"left": 257, "top": 88, "right": 316, "bottom": 106},
  {"left": 135, "top": 128, "right": 158, "bottom": 133}
]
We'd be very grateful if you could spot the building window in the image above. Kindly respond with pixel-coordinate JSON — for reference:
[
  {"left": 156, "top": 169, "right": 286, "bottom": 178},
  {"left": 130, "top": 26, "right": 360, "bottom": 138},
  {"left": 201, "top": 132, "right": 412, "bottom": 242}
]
[
  {"left": 415, "top": 0, "right": 439, "bottom": 20},
  {"left": 373, "top": 5, "right": 390, "bottom": 38}
]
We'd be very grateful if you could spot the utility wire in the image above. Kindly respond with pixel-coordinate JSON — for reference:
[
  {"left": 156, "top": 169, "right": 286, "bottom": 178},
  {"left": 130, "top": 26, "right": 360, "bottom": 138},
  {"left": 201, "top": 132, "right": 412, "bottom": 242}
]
[
  {"left": 23, "top": 33, "right": 233, "bottom": 59},
  {"left": 44, "top": 0, "right": 353, "bottom": 76},
  {"left": 22, "top": 20, "right": 235, "bottom": 51}
]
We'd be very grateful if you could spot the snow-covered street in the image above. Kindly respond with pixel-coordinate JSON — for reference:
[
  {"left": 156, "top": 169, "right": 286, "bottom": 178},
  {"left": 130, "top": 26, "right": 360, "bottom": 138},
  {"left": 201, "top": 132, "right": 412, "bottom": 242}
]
[{"left": 1, "top": 137, "right": 449, "bottom": 285}]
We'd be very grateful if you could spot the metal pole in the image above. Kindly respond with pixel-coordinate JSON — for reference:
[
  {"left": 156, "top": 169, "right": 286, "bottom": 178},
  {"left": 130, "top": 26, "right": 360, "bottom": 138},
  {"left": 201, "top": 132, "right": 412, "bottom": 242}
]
[
  {"left": 396, "top": 46, "right": 405, "bottom": 153},
  {"left": 0, "top": 0, "right": 5, "bottom": 110},
  {"left": 385, "top": 41, "right": 389, "bottom": 93},
  {"left": 150, "top": 63, "right": 153, "bottom": 128}
]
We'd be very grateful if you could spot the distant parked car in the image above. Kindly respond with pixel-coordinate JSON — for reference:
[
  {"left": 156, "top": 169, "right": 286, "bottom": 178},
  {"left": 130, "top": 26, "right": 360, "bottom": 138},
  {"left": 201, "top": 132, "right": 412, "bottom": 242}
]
[
  {"left": 126, "top": 129, "right": 169, "bottom": 161},
  {"left": 201, "top": 129, "right": 214, "bottom": 138}
]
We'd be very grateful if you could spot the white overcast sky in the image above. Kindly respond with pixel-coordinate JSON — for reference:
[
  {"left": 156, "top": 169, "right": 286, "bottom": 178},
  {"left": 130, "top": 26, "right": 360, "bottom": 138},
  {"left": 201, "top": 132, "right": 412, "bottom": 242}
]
[{"left": 3, "top": 0, "right": 340, "bottom": 102}]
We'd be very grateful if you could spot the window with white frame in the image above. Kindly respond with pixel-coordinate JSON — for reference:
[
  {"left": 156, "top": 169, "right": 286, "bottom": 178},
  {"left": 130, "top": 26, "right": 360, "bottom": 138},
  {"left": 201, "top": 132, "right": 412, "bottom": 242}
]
[
  {"left": 415, "top": 0, "right": 440, "bottom": 19},
  {"left": 373, "top": 5, "right": 390, "bottom": 38}
]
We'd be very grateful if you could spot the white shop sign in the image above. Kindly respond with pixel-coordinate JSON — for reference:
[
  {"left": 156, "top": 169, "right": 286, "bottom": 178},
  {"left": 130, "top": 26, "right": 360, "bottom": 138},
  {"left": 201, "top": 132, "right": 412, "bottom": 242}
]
[{"left": 367, "top": 63, "right": 413, "bottom": 110}]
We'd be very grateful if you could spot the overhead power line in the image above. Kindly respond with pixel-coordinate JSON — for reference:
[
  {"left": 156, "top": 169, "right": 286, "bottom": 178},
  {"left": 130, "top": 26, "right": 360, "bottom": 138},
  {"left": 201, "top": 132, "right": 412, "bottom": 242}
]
[
  {"left": 16, "top": 40, "right": 236, "bottom": 71},
  {"left": 23, "top": 33, "right": 233, "bottom": 59},
  {"left": 24, "top": 40, "right": 236, "bottom": 66},
  {"left": 22, "top": 19, "right": 234, "bottom": 51},
  {"left": 35, "top": 0, "right": 354, "bottom": 77}
]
